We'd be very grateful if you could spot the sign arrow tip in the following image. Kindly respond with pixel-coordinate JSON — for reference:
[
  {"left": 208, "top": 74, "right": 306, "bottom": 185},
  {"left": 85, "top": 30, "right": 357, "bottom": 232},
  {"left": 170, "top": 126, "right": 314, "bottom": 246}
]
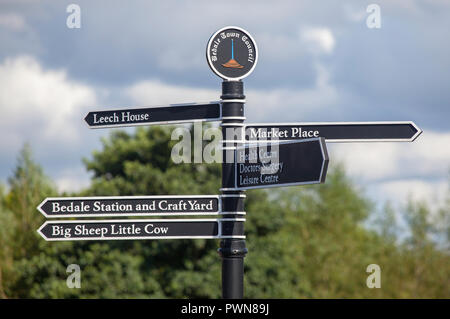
[
  {"left": 319, "top": 137, "right": 329, "bottom": 183},
  {"left": 84, "top": 113, "right": 90, "bottom": 123},
  {"left": 37, "top": 198, "right": 47, "bottom": 217},
  {"left": 410, "top": 121, "right": 423, "bottom": 142},
  {"left": 36, "top": 222, "right": 47, "bottom": 240}
]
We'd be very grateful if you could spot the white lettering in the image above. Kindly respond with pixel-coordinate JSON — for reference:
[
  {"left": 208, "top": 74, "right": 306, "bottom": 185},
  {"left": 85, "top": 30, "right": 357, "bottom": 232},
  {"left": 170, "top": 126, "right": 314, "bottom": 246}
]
[{"left": 144, "top": 224, "right": 169, "bottom": 235}]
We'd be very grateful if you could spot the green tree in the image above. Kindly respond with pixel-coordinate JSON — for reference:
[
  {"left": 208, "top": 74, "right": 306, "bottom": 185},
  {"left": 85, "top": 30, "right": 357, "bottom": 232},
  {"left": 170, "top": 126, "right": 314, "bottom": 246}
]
[
  {"left": 0, "top": 184, "right": 12, "bottom": 298},
  {"left": 0, "top": 144, "right": 56, "bottom": 297}
]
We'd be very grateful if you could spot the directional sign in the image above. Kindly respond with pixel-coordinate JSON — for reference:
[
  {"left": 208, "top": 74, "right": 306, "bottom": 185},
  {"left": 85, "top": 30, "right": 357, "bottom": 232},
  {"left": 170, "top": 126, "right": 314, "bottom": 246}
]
[
  {"left": 37, "top": 219, "right": 245, "bottom": 241},
  {"left": 84, "top": 102, "right": 222, "bottom": 129},
  {"left": 244, "top": 121, "right": 422, "bottom": 142},
  {"left": 234, "top": 138, "right": 328, "bottom": 190},
  {"left": 38, "top": 195, "right": 221, "bottom": 218}
]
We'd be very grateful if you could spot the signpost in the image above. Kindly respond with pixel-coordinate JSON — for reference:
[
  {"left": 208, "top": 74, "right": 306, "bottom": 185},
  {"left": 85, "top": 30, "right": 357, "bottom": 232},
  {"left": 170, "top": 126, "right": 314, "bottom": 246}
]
[
  {"left": 37, "top": 25, "right": 423, "bottom": 299},
  {"left": 234, "top": 138, "right": 328, "bottom": 190},
  {"left": 38, "top": 218, "right": 245, "bottom": 241},
  {"left": 244, "top": 121, "right": 422, "bottom": 143},
  {"left": 84, "top": 102, "right": 222, "bottom": 128}
]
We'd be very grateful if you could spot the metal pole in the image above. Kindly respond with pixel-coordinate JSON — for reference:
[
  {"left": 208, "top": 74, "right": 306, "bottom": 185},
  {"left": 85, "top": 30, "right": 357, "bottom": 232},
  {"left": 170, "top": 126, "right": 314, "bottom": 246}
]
[{"left": 218, "top": 80, "right": 247, "bottom": 299}]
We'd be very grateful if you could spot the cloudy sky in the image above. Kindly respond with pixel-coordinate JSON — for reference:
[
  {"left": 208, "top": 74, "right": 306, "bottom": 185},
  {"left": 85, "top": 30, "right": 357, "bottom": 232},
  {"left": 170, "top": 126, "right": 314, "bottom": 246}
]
[{"left": 0, "top": 0, "right": 449, "bottom": 214}]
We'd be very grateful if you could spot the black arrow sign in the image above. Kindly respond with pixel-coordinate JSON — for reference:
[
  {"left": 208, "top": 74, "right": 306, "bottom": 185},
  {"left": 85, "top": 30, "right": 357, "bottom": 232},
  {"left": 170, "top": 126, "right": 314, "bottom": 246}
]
[
  {"left": 85, "top": 102, "right": 222, "bottom": 128},
  {"left": 38, "top": 195, "right": 221, "bottom": 218},
  {"left": 234, "top": 138, "right": 328, "bottom": 190},
  {"left": 37, "top": 218, "right": 245, "bottom": 241},
  {"left": 244, "top": 121, "right": 422, "bottom": 142}
]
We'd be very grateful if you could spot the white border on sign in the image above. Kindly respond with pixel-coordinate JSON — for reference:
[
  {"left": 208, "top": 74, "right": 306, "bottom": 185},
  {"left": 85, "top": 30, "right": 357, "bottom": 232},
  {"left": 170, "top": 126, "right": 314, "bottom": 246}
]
[
  {"left": 37, "top": 218, "right": 246, "bottom": 241},
  {"left": 206, "top": 26, "right": 259, "bottom": 81}
]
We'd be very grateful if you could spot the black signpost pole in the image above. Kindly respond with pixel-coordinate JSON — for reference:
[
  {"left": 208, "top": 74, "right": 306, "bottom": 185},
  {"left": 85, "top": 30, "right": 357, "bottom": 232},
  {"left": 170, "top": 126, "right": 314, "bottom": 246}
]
[{"left": 218, "top": 80, "right": 247, "bottom": 299}]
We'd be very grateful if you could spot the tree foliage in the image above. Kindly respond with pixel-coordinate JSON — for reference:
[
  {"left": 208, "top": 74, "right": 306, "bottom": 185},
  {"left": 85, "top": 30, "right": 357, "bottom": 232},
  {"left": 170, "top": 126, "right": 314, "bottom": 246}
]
[{"left": 0, "top": 128, "right": 448, "bottom": 298}]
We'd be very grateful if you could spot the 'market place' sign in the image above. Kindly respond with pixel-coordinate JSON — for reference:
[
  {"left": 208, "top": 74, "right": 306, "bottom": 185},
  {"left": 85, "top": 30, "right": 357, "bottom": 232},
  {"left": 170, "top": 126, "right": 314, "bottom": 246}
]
[{"left": 244, "top": 121, "right": 422, "bottom": 143}]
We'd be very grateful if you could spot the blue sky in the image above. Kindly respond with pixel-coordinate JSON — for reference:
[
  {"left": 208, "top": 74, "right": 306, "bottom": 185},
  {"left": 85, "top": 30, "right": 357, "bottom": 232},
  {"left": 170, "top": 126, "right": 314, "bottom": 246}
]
[{"left": 0, "top": 0, "right": 449, "bottom": 215}]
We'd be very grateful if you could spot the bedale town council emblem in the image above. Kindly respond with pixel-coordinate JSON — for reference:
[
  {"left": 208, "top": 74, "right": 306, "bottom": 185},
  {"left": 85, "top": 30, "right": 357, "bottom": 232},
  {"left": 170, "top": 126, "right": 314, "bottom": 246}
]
[{"left": 206, "top": 26, "right": 258, "bottom": 80}]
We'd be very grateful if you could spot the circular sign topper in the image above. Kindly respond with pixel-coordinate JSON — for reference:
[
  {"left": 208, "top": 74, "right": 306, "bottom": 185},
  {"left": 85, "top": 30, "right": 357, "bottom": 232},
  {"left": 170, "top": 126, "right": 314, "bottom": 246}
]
[{"left": 206, "top": 26, "right": 258, "bottom": 81}]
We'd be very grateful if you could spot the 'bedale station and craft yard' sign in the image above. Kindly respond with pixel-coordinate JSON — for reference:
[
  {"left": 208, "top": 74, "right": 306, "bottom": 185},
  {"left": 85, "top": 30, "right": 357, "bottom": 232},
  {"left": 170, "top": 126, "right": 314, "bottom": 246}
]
[
  {"left": 38, "top": 195, "right": 221, "bottom": 218},
  {"left": 37, "top": 26, "right": 421, "bottom": 298}
]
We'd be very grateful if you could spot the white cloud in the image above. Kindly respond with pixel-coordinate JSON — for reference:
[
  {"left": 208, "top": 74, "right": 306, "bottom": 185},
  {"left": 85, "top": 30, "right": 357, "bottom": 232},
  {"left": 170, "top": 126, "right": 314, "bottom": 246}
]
[
  {"left": 258, "top": 26, "right": 336, "bottom": 61},
  {"left": 329, "top": 131, "right": 450, "bottom": 182},
  {"left": 126, "top": 65, "right": 338, "bottom": 123},
  {"left": 300, "top": 27, "right": 335, "bottom": 55},
  {"left": 0, "top": 13, "right": 26, "bottom": 31},
  {"left": 257, "top": 32, "right": 303, "bottom": 61},
  {"left": 54, "top": 167, "right": 91, "bottom": 193},
  {"left": 0, "top": 56, "right": 97, "bottom": 145},
  {"left": 0, "top": 55, "right": 102, "bottom": 194},
  {"left": 371, "top": 179, "right": 448, "bottom": 211},
  {"left": 126, "top": 80, "right": 217, "bottom": 105},
  {"left": 343, "top": 4, "right": 366, "bottom": 22},
  {"left": 157, "top": 49, "right": 204, "bottom": 71},
  {"left": 329, "top": 131, "right": 450, "bottom": 212},
  {"left": 246, "top": 65, "right": 338, "bottom": 121}
]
